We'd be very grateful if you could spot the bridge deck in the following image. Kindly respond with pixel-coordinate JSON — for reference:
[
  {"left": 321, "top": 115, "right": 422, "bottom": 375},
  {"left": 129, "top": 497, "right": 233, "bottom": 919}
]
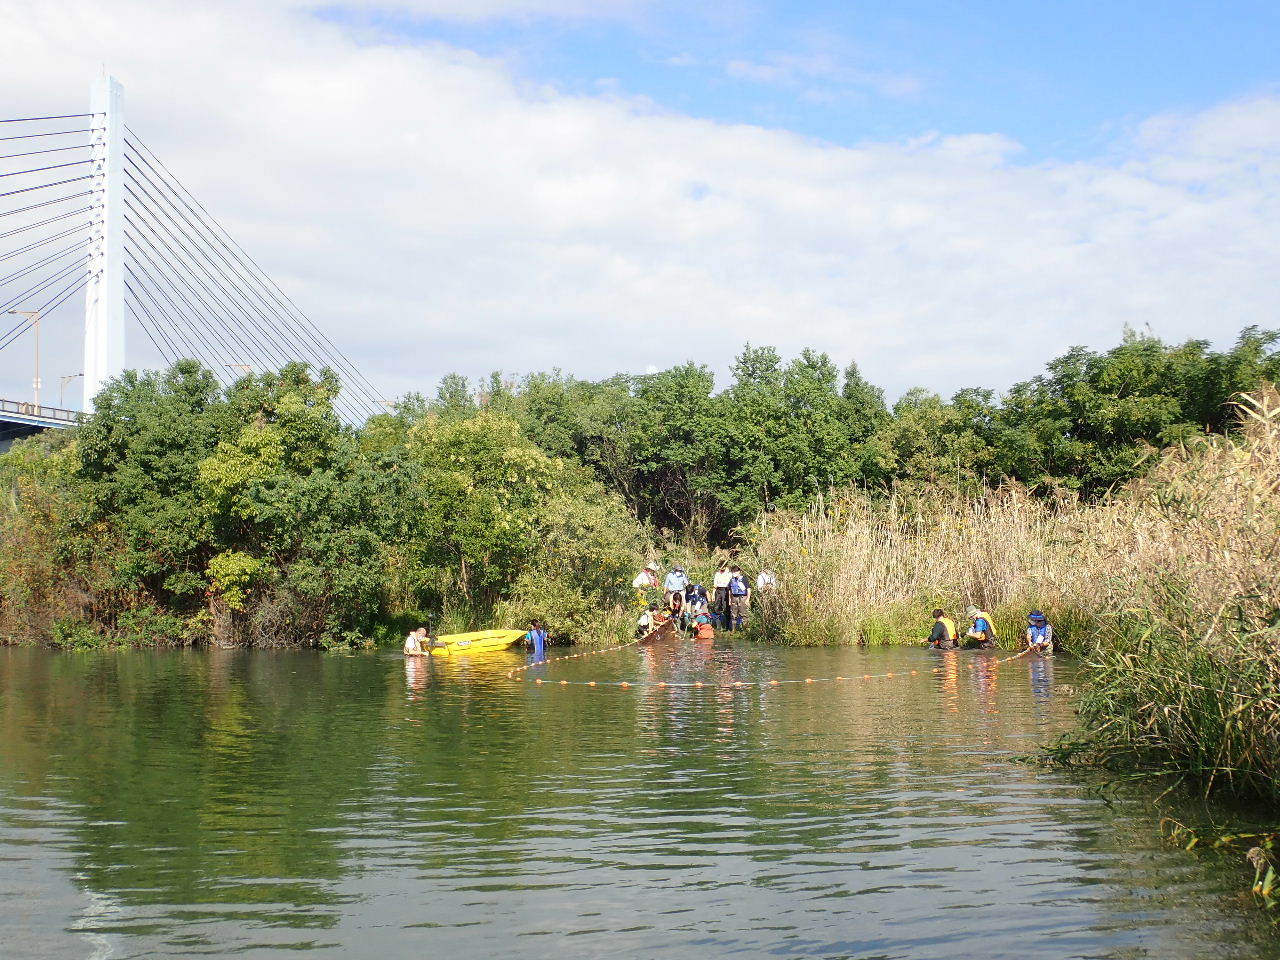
[{"left": 0, "top": 399, "right": 82, "bottom": 430}]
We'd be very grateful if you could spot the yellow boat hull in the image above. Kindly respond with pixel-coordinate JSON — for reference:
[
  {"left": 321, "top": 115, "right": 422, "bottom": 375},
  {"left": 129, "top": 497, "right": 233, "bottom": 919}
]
[{"left": 425, "top": 629, "right": 526, "bottom": 656}]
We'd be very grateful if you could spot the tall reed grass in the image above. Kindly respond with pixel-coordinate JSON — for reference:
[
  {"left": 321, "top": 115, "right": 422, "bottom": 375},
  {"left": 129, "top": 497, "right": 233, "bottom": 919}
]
[
  {"left": 742, "top": 389, "right": 1280, "bottom": 807},
  {"left": 742, "top": 484, "right": 1099, "bottom": 646}
]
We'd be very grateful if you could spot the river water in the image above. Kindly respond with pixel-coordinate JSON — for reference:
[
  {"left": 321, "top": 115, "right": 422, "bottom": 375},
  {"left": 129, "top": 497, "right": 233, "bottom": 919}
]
[{"left": 0, "top": 642, "right": 1274, "bottom": 959}]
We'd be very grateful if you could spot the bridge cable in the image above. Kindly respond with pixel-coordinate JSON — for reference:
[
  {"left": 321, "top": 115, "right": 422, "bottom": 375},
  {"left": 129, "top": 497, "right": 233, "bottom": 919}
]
[
  {"left": 123, "top": 262, "right": 237, "bottom": 385},
  {"left": 124, "top": 132, "right": 385, "bottom": 414},
  {"left": 0, "top": 220, "right": 96, "bottom": 265},
  {"left": 124, "top": 268, "right": 223, "bottom": 375},
  {"left": 0, "top": 159, "right": 93, "bottom": 180},
  {"left": 0, "top": 205, "right": 94, "bottom": 241},
  {"left": 0, "top": 264, "right": 89, "bottom": 350},
  {"left": 0, "top": 114, "right": 94, "bottom": 124},
  {"left": 121, "top": 216, "right": 364, "bottom": 418},
  {"left": 0, "top": 239, "right": 90, "bottom": 288},
  {"left": 0, "top": 253, "right": 91, "bottom": 312},
  {"left": 0, "top": 143, "right": 92, "bottom": 163},
  {"left": 0, "top": 189, "right": 95, "bottom": 221},
  {"left": 0, "top": 282, "right": 86, "bottom": 353},
  {"left": 120, "top": 165, "right": 372, "bottom": 421},
  {"left": 0, "top": 175, "right": 94, "bottom": 200},
  {"left": 0, "top": 129, "right": 94, "bottom": 144},
  {"left": 123, "top": 295, "right": 180, "bottom": 367},
  {"left": 122, "top": 199, "right": 299, "bottom": 372},
  {"left": 122, "top": 229, "right": 268, "bottom": 387},
  {"left": 119, "top": 167, "right": 371, "bottom": 422},
  {"left": 123, "top": 142, "right": 384, "bottom": 416},
  {"left": 121, "top": 177, "right": 327, "bottom": 376}
]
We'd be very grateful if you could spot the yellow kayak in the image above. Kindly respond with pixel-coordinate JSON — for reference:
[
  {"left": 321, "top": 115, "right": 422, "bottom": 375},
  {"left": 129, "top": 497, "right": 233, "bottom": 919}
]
[{"left": 426, "top": 629, "right": 527, "bottom": 656}]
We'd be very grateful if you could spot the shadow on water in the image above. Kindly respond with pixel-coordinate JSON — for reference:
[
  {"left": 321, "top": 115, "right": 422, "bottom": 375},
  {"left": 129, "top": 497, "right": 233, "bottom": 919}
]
[{"left": 0, "top": 642, "right": 1275, "bottom": 959}]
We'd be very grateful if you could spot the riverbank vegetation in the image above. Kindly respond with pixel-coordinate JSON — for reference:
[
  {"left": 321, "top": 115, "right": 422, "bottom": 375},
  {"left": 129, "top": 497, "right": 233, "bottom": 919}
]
[
  {"left": 0, "top": 324, "right": 1276, "bottom": 655},
  {"left": 0, "top": 362, "right": 644, "bottom": 647}
]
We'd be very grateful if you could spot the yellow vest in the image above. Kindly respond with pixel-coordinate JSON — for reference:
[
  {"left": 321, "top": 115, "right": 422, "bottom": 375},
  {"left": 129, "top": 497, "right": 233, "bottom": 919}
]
[
  {"left": 972, "top": 610, "right": 996, "bottom": 637},
  {"left": 939, "top": 616, "right": 958, "bottom": 641}
]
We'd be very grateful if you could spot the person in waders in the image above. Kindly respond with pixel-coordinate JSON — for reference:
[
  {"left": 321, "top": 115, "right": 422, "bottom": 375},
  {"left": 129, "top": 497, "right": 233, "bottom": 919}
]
[
  {"left": 926, "top": 609, "right": 958, "bottom": 649},
  {"left": 1025, "top": 610, "right": 1053, "bottom": 655},
  {"left": 727, "top": 566, "right": 751, "bottom": 631},
  {"left": 524, "top": 619, "right": 548, "bottom": 662},
  {"left": 712, "top": 562, "right": 732, "bottom": 627},
  {"left": 965, "top": 606, "right": 997, "bottom": 649}
]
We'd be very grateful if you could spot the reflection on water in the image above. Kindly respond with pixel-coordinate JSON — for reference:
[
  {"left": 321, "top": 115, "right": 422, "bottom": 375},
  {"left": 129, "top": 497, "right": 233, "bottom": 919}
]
[{"left": 0, "top": 643, "right": 1274, "bottom": 959}]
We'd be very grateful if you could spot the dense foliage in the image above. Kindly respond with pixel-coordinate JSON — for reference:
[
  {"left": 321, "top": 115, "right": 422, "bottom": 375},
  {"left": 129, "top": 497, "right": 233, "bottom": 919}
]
[
  {"left": 419, "top": 326, "right": 1280, "bottom": 540},
  {"left": 0, "top": 324, "right": 1275, "bottom": 647},
  {"left": 0, "top": 361, "right": 644, "bottom": 647}
]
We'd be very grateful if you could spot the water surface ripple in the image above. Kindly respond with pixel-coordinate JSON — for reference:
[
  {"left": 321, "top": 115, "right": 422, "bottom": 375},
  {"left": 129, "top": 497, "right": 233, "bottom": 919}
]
[{"left": 0, "top": 643, "right": 1274, "bottom": 959}]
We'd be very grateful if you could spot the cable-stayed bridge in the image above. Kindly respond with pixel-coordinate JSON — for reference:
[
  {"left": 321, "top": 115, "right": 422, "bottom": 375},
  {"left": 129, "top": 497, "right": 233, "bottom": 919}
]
[{"left": 0, "top": 71, "right": 384, "bottom": 446}]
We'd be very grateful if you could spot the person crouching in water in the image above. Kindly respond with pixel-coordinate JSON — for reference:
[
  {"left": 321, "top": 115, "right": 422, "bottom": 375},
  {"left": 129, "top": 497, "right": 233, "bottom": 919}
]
[
  {"left": 965, "top": 605, "right": 997, "bottom": 649},
  {"left": 1025, "top": 610, "right": 1053, "bottom": 655},
  {"left": 404, "top": 627, "right": 426, "bottom": 657},
  {"left": 926, "top": 609, "right": 958, "bottom": 649},
  {"left": 524, "top": 620, "right": 548, "bottom": 662},
  {"left": 636, "top": 603, "right": 660, "bottom": 638},
  {"left": 691, "top": 609, "right": 715, "bottom": 641}
]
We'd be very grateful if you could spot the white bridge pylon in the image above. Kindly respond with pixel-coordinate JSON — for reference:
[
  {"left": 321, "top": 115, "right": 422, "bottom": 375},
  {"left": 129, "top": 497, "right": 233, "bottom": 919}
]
[
  {"left": 0, "top": 74, "right": 384, "bottom": 421},
  {"left": 83, "top": 71, "right": 126, "bottom": 411}
]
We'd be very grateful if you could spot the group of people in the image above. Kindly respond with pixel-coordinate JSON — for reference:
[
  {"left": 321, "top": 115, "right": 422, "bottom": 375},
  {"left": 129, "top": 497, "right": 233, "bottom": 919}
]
[
  {"left": 632, "top": 561, "right": 778, "bottom": 639},
  {"left": 926, "top": 606, "right": 1053, "bottom": 654},
  {"left": 402, "top": 619, "right": 549, "bottom": 659}
]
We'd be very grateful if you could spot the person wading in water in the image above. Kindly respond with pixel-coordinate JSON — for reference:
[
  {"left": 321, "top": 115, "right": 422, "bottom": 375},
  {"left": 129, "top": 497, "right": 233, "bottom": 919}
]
[
  {"left": 926, "top": 609, "right": 958, "bottom": 649},
  {"left": 965, "top": 606, "right": 997, "bottom": 649}
]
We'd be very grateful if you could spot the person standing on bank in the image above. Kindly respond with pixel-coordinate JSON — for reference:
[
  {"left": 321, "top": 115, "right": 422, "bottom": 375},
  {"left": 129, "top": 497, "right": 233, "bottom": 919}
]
[
  {"left": 664, "top": 565, "right": 689, "bottom": 610},
  {"left": 727, "top": 566, "right": 751, "bottom": 631},
  {"left": 712, "top": 562, "right": 732, "bottom": 625}
]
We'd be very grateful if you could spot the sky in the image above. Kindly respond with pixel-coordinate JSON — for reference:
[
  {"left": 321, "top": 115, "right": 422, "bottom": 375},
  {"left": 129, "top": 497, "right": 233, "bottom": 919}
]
[{"left": 0, "top": 0, "right": 1278, "bottom": 408}]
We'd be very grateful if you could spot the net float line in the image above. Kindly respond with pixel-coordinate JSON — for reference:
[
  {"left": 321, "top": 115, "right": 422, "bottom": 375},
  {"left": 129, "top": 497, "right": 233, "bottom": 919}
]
[
  {"left": 506, "top": 634, "right": 645, "bottom": 680},
  {"left": 505, "top": 619, "right": 678, "bottom": 680},
  {"left": 509, "top": 644, "right": 1037, "bottom": 690}
]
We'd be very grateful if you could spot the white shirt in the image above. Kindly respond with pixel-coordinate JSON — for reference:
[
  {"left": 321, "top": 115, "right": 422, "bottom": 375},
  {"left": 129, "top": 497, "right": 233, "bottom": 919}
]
[
  {"left": 713, "top": 569, "right": 732, "bottom": 589},
  {"left": 403, "top": 633, "right": 423, "bottom": 655},
  {"left": 757, "top": 570, "right": 777, "bottom": 590}
]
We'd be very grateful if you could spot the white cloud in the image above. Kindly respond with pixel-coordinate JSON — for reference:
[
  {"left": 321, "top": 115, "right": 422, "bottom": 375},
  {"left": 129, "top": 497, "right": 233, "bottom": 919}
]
[
  {"left": 0, "top": 0, "right": 1277, "bottom": 412},
  {"left": 286, "top": 0, "right": 651, "bottom": 22}
]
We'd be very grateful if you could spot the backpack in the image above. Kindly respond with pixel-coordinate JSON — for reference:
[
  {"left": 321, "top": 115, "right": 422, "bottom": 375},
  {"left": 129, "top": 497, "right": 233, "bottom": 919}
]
[{"left": 729, "top": 576, "right": 748, "bottom": 597}]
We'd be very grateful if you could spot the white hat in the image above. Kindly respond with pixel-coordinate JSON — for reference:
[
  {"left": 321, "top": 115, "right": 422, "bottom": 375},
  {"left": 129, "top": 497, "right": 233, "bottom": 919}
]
[{"left": 646, "top": 561, "right": 660, "bottom": 571}]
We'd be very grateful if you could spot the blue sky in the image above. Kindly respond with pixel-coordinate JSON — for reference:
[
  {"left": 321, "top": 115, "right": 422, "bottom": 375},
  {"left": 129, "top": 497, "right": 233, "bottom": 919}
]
[
  {"left": 3, "top": 0, "right": 1280, "bottom": 406},
  {"left": 333, "top": 0, "right": 1280, "bottom": 160}
]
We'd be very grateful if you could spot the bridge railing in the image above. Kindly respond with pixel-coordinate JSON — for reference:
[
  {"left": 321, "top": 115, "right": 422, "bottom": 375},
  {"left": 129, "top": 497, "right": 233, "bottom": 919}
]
[{"left": 0, "top": 399, "right": 84, "bottom": 426}]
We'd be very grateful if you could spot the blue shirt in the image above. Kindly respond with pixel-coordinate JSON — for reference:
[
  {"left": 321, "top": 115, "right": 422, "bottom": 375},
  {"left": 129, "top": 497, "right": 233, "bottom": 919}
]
[
  {"left": 664, "top": 571, "right": 688, "bottom": 592},
  {"left": 527, "top": 628, "right": 547, "bottom": 657},
  {"left": 1028, "top": 623, "right": 1052, "bottom": 645}
]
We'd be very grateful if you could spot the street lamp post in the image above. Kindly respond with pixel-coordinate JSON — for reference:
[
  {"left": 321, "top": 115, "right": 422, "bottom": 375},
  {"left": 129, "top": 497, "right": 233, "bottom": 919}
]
[
  {"left": 7, "top": 309, "right": 41, "bottom": 408},
  {"left": 60, "top": 373, "right": 84, "bottom": 408}
]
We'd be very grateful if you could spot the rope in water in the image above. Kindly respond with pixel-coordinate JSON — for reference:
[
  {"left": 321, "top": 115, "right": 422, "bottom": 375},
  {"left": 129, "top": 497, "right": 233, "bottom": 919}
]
[
  {"left": 507, "top": 638, "right": 1036, "bottom": 689},
  {"left": 506, "top": 632, "right": 648, "bottom": 680}
]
